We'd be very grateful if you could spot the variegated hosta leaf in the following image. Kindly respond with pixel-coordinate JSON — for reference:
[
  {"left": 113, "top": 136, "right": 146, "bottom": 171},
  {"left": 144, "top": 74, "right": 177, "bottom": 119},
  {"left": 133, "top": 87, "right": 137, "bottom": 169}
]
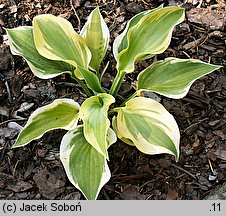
[
  {"left": 77, "top": 66, "right": 105, "bottom": 93},
  {"left": 79, "top": 93, "right": 115, "bottom": 159},
  {"left": 138, "top": 57, "right": 221, "bottom": 99},
  {"left": 112, "top": 116, "right": 134, "bottom": 146},
  {"left": 80, "top": 7, "right": 110, "bottom": 72},
  {"left": 6, "top": 27, "right": 73, "bottom": 79},
  {"left": 33, "top": 14, "right": 91, "bottom": 78},
  {"left": 13, "top": 99, "right": 80, "bottom": 148},
  {"left": 113, "top": 97, "right": 180, "bottom": 160},
  {"left": 113, "top": 4, "right": 163, "bottom": 60},
  {"left": 107, "top": 127, "right": 117, "bottom": 148},
  {"left": 60, "top": 126, "right": 114, "bottom": 200},
  {"left": 115, "top": 6, "right": 185, "bottom": 73}
]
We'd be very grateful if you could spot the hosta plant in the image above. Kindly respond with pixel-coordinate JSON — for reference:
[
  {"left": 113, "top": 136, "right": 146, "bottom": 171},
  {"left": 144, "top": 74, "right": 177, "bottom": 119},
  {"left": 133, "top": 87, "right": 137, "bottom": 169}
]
[{"left": 6, "top": 5, "right": 220, "bottom": 200}]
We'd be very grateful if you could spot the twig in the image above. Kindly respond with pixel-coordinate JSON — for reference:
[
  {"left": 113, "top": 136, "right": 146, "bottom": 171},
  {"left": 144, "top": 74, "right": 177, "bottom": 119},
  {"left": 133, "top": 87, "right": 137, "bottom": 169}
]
[
  {"left": 141, "top": 0, "right": 149, "bottom": 6},
  {"left": 5, "top": 81, "right": 12, "bottom": 103},
  {"left": 139, "top": 179, "right": 157, "bottom": 191},
  {"left": 102, "top": 188, "right": 110, "bottom": 200},
  {"left": 70, "top": 0, "right": 81, "bottom": 32},
  {"left": 170, "top": 163, "right": 197, "bottom": 179},
  {"left": 197, "top": 0, "right": 203, "bottom": 8},
  {"left": 118, "top": 173, "right": 149, "bottom": 181},
  {"left": 0, "top": 118, "right": 27, "bottom": 126},
  {"left": 12, "top": 160, "right": 19, "bottom": 177}
]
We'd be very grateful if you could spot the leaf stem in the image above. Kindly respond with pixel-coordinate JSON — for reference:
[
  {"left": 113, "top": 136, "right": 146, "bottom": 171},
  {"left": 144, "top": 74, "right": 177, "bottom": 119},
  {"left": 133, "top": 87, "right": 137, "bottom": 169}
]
[
  {"left": 100, "top": 61, "right": 109, "bottom": 80},
  {"left": 109, "top": 71, "right": 126, "bottom": 97},
  {"left": 108, "top": 107, "right": 120, "bottom": 115},
  {"left": 120, "top": 90, "right": 141, "bottom": 107},
  {"left": 71, "top": 74, "right": 93, "bottom": 97},
  {"left": 96, "top": 69, "right": 101, "bottom": 81}
]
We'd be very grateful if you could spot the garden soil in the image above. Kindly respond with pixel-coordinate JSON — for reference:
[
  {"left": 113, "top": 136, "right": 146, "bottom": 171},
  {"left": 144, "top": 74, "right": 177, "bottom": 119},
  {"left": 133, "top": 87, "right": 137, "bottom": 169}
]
[{"left": 0, "top": 0, "right": 225, "bottom": 200}]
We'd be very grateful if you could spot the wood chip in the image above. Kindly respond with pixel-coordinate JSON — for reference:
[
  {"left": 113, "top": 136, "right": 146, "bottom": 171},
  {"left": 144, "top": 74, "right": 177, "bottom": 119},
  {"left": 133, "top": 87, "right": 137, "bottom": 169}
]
[
  {"left": 186, "top": 8, "right": 225, "bottom": 30},
  {"left": 120, "top": 185, "right": 146, "bottom": 200},
  {"left": 167, "top": 189, "right": 179, "bottom": 200},
  {"left": 33, "top": 167, "right": 65, "bottom": 199}
]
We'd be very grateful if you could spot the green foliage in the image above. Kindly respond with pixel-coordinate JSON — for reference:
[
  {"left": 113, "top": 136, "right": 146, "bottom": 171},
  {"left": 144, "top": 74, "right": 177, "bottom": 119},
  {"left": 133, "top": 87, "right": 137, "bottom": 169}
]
[{"left": 6, "top": 6, "right": 220, "bottom": 200}]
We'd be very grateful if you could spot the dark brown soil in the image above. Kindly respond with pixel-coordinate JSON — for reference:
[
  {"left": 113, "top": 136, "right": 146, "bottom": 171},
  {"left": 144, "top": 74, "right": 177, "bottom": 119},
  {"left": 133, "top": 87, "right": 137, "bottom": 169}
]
[{"left": 0, "top": 0, "right": 225, "bottom": 200}]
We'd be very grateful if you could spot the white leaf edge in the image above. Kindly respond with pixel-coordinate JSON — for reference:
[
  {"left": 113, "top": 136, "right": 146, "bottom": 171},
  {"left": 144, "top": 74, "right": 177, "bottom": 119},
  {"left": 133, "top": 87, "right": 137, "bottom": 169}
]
[
  {"left": 107, "top": 127, "right": 117, "bottom": 148},
  {"left": 60, "top": 126, "right": 111, "bottom": 200},
  {"left": 138, "top": 57, "right": 221, "bottom": 99},
  {"left": 33, "top": 14, "right": 91, "bottom": 70},
  {"left": 80, "top": 7, "right": 110, "bottom": 71},
  {"left": 117, "top": 97, "right": 180, "bottom": 159},
  {"left": 16, "top": 98, "right": 80, "bottom": 146},
  {"left": 113, "top": 5, "right": 164, "bottom": 60},
  {"left": 6, "top": 26, "right": 72, "bottom": 79}
]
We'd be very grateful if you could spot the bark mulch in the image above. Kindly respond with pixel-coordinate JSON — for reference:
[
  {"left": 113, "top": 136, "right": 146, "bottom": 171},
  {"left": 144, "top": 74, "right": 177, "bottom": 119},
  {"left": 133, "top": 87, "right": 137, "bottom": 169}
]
[{"left": 0, "top": 0, "right": 225, "bottom": 200}]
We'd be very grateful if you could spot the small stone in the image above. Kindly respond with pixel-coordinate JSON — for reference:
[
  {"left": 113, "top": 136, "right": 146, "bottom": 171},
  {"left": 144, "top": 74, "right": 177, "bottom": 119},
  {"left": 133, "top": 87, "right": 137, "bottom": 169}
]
[
  {"left": 36, "top": 3, "right": 42, "bottom": 8},
  {"left": 126, "top": 3, "right": 144, "bottom": 14},
  {"left": 208, "top": 174, "right": 217, "bottom": 181}
]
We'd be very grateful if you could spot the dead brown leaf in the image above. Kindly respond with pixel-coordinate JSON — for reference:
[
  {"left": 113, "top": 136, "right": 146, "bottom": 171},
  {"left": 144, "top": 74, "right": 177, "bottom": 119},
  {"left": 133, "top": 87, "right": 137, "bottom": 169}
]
[
  {"left": 167, "top": 189, "right": 178, "bottom": 200},
  {"left": 207, "top": 149, "right": 226, "bottom": 161},
  {"left": 213, "top": 130, "right": 226, "bottom": 140},
  {"left": 33, "top": 167, "right": 65, "bottom": 199},
  {"left": 120, "top": 185, "right": 145, "bottom": 200}
]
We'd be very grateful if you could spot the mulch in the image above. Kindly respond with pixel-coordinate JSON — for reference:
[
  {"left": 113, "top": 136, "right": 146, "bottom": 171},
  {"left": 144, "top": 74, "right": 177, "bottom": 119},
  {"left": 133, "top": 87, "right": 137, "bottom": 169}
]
[{"left": 0, "top": 0, "right": 225, "bottom": 200}]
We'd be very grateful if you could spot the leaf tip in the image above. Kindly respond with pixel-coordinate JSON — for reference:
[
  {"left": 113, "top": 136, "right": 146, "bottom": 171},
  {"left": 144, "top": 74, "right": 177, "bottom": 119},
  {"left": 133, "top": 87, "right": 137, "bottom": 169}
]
[
  {"left": 11, "top": 140, "right": 22, "bottom": 149},
  {"left": 174, "top": 151, "right": 180, "bottom": 162}
]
